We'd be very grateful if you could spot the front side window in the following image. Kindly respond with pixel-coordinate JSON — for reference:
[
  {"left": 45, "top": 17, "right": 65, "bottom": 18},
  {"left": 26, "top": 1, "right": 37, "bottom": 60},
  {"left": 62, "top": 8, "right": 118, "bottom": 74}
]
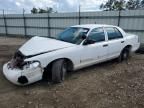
[
  {"left": 105, "top": 27, "right": 123, "bottom": 40},
  {"left": 57, "top": 27, "right": 89, "bottom": 44},
  {"left": 87, "top": 27, "right": 105, "bottom": 43}
]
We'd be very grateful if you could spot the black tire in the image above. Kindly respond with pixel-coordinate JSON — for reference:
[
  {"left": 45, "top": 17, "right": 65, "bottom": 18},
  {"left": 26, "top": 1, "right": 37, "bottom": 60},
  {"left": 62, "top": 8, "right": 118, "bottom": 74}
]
[
  {"left": 118, "top": 48, "right": 130, "bottom": 62},
  {"left": 52, "top": 59, "right": 67, "bottom": 83}
]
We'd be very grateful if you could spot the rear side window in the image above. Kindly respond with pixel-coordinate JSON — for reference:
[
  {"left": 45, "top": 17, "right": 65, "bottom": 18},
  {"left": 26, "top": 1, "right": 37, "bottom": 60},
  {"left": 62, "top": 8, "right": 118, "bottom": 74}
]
[
  {"left": 88, "top": 27, "right": 105, "bottom": 42},
  {"left": 105, "top": 27, "right": 123, "bottom": 40}
]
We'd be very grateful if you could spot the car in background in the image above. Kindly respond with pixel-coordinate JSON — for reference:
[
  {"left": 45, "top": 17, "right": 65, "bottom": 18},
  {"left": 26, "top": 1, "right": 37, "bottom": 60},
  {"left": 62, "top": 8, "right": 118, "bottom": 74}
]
[{"left": 3, "top": 24, "right": 140, "bottom": 85}]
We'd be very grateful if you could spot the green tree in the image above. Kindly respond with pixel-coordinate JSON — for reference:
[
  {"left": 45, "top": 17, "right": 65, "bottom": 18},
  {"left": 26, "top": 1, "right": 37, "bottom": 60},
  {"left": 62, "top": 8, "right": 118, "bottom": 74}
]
[
  {"left": 100, "top": 0, "right": 126, "bottom": 11},
  {"left": 31, "top": 7, "right": 54, "bottom": 14},
  {"left": 126, "top": 0, "right": 141, "bottom": 10},
  {"left": 47, "top": 7, "right": 53, "bottom": 13},
  {"left": 100, "top": 0, "right": 115, "bottom": 11},
  {"left": 31, "top": 7, "right": 38, "bottom": 14},
  {"left": 113, "top": 0, "right": 126, "bottom": 10},
  {"left": 140, "top": 0, "right": 144, "bottom": 8},
  {"left": 39, "top": 8, "right": 47, "bottom": 13}
]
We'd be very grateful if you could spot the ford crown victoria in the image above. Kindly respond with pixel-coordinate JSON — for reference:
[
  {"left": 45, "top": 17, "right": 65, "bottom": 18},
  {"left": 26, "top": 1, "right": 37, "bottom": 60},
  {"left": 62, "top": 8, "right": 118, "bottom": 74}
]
[{"left": 3, "top": 24, "right": 140, "bottom": 85}]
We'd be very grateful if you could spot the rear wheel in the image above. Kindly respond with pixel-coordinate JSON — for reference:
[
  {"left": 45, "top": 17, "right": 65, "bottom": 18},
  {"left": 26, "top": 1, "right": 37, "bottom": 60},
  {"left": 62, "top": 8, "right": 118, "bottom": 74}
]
[
  {"left": 118, "top": 48, "right": 130, "bottom": 62},
  {"left": 52, "top": 59, "right": 67, "bottom": 83}
]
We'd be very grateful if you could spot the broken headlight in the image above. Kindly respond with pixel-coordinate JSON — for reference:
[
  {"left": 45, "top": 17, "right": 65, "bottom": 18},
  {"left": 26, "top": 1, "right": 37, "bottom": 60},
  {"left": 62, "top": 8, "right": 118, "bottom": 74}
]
[
  {"left": 8, "top": 51, "right": 25, "bottom": 69},
  {"left": 8, "top": 51, "right": 41, "bottom": 70},
  {"left": 23, "top": 61, "right": 41, "bottom": 70}
]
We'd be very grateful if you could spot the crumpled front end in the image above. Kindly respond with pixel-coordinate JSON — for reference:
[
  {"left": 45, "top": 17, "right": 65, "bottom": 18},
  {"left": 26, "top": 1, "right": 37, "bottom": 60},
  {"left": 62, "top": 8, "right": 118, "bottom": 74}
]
[{"left": 3, "top": 51, "right": 43, "bottom": 85}]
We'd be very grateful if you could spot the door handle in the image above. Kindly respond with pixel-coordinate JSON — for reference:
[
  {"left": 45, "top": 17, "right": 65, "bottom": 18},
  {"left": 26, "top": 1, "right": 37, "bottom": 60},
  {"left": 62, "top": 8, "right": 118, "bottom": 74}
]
[
  {"left": 121, "top": 41, "right": 125, "bottom": 43},
  {"left": 103, "top": 44, "right": 108, "bottom": 47}
]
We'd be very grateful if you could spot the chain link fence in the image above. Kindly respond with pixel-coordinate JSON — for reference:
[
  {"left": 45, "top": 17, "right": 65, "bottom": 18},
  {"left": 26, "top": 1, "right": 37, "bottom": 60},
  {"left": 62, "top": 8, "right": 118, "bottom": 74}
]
[{"left": 0, "top": 9, "right": 144, "bottom": 45}]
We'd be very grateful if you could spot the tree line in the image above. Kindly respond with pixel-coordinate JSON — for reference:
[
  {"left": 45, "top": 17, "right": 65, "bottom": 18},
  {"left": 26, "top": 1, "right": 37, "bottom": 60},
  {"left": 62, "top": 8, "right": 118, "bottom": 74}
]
[
  {"left": 100, "top": 0, "right": 144, "bottom": 11},
  {"left": 31, "top": 7, "right": 55, "bottom": 14},
  {"left": 31, "top": 0, "right": 144, "bottom": 14}
]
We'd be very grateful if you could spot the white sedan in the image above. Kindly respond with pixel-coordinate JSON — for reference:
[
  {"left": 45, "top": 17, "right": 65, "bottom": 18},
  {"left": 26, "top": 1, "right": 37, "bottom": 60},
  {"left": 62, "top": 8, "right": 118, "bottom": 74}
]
[{"left": 3, "top": 24, "right": 140, "bottom": 85}]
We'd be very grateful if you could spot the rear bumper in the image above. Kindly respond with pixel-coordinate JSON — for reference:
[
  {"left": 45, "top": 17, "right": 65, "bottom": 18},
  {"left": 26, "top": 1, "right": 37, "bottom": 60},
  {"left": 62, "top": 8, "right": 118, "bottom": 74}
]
[{"left": 3, "top": 63, "right": 43, "bottom": 85}]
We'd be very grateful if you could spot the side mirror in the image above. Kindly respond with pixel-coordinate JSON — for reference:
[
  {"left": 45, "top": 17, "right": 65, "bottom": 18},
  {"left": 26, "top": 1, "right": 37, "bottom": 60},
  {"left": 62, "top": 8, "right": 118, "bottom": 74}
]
[
  {"left": 83, "top": 38, "right": 96, "bottom": 45},
  {"left": 81, "top": 34, "right": 87, "bottom": 40}
]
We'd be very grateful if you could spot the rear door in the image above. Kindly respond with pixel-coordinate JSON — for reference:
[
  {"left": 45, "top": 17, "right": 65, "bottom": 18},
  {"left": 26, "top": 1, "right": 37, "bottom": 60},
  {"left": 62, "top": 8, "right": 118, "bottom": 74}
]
[{"left": 104, "top": 27, "right": 125, "bottom": 58}]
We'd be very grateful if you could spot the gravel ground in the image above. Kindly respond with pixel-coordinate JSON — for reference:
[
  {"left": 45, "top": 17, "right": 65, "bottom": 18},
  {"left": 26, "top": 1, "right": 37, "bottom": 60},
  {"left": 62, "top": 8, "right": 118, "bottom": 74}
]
[{"left": 0, "top": 37, "right": 144, "bottom": 108}]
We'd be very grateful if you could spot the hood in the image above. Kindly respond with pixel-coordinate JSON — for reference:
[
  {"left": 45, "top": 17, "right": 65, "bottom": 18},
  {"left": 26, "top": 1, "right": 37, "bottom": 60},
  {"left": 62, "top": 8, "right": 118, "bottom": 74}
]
[{"left": 19, "top": 36, "right": 75, "bottom": 56}]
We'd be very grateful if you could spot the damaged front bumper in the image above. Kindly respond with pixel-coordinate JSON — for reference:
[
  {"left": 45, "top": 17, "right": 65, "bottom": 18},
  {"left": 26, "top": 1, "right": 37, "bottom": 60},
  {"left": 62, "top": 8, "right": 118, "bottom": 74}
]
[{"left": 3, "top": 62, "right": 43, "bottom": 85}]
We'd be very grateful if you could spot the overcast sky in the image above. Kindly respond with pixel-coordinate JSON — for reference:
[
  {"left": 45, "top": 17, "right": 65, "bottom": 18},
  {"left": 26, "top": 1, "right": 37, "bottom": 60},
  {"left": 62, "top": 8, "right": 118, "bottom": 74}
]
[{"left": 0, "top": 0, "right": 107, "bottom": 13}]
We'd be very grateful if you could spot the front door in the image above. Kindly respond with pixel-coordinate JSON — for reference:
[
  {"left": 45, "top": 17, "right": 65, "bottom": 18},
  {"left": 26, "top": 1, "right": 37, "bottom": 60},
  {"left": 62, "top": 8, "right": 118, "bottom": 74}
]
[{"left": 80, "top": 27, "right": 108, "bottom": 67}]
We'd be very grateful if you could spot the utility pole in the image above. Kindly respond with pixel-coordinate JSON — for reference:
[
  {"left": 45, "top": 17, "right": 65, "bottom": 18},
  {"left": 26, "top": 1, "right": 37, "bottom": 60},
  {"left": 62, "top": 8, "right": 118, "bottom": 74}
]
[
  {"left": 57, "top": 0, "right": 59, "bottom": 12},
  {"left": 23, "top": 9, "right": 27, "bottom": 37},
  {"left": 118, "top": 10, "right": 121, "bottom": 26},
  {"left": 47, "top": 7, "right": 50, "bottom": 37},
  {"left": 3, "top": 9, "right": 7, "bottom": 36},
  {"left": 78, "top": 4, "right": 81, "bottom": 25}
]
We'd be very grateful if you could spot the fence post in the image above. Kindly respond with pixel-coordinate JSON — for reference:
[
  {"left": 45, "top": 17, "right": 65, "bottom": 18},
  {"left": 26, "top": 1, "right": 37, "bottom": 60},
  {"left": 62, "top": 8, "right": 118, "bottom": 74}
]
[
  {"left": 23, "top": 9, "right": 27, "bottom": 37},
  {"left": 3, "top": 10, "right": 7, "bottom": 36},
  {"left": 78, "top": 5, "right": 81, "bottom": 25},
  {"left": 118, "top": 10, "right": 121, "bottom": 27},
  {"left": 47, "top": 11, "right": 50, "bottom": 37}
]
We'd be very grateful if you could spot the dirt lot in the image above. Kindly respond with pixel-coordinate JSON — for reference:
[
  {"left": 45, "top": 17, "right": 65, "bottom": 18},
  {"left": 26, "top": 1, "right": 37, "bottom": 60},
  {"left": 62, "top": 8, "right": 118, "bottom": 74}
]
[{"left": 0, "top": 37, "right": 144, "bottom": 108}]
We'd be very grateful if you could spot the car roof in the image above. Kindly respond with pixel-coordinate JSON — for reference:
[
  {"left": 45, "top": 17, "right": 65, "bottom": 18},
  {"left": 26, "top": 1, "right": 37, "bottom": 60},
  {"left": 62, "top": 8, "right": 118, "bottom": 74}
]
[{"left": 71, "top": 24, "right": 116, "bottom": 29}]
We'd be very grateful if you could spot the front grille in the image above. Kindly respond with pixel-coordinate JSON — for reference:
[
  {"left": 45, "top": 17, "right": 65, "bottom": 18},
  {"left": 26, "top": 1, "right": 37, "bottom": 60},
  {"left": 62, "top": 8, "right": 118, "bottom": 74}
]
[{"left": 8, "top": 51, "right": 25, "bottom": 69}]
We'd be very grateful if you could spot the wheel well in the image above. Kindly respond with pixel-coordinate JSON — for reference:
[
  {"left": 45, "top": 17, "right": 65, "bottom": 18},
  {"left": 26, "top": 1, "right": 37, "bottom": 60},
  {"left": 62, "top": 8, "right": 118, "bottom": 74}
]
[
  {"left": 124, "top": 45, "right": 132, "bottom": 51},
  {"left": 118, "top": 45, "right": 132, "bottom": 62},
  {"left": 43, "top": 58, "right": 74, "bottom": 80}
]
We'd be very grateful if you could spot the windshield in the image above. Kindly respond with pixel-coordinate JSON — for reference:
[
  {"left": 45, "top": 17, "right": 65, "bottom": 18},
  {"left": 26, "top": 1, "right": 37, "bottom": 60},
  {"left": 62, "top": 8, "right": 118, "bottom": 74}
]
[{"left": 57, "top": 27, "right": 89, "bottom": 44}]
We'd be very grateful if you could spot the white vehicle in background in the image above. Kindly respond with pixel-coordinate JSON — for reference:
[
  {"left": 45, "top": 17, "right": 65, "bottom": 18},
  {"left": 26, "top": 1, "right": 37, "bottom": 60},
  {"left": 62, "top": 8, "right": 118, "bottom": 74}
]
[{"left": 3, "top": 24, "right": 140, "bottom": 85}]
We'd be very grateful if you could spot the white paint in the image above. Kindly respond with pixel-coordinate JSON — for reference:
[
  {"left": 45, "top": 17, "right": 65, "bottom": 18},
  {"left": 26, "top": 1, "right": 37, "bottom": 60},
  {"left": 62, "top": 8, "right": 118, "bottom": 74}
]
[
  {"left": 19, "top": 36, "right": 75, "bottom": 56},
  {"left": 3, "top": 24, "right": 140, "bottom": 85}
]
